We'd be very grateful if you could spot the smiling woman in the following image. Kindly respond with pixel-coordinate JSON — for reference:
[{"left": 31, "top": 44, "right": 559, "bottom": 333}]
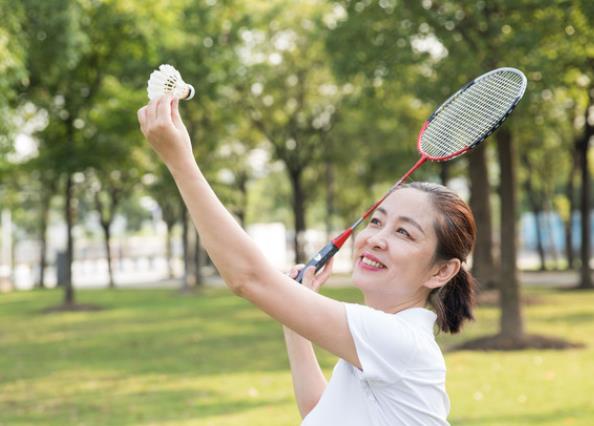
[
  {"left": 352, "top": 182, "right": 477, "bottom": 333},
  {"left": 293, "top": 182, "right": 477, "bottom": 426},
  {"left": 137, "top": 96, "right": 478, "bottom": 426}
]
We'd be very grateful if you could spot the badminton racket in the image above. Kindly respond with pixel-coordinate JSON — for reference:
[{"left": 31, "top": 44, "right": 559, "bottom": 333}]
[{"left": 295, "top": 67, "right": 527, "bottom": 283}]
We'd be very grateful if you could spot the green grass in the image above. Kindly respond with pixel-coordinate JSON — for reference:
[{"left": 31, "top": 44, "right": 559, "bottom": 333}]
[{"left": 1, "top": 286, "right": 593, "bottom": 425}]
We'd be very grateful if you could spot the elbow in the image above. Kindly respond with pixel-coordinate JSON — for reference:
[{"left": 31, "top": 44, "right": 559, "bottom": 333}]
[
  {"left": 223, "top": 256, "right": 273, "bottom": 298},
  {"left": 226, "top": 268, "right": 260, "bottom": 298},
  {"left": 228, "top": 278, "right": 248, "bottom": 297},
  {"left": 300, "top": 398, "right": 321, "bottom": 419}
]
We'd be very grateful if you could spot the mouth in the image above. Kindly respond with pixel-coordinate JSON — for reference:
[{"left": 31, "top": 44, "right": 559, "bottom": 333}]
[{"left": 357, "top": 253, "right": 387, "bottom": 271}]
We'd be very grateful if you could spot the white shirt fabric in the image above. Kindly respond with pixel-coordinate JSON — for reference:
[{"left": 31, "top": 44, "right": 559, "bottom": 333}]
[{"left": 301, "top": 304, "right": 450, "bottom": 426}]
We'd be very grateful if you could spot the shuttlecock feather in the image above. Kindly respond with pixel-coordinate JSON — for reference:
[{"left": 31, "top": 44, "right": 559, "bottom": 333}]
[{"left": 147, "top": 64, "right": 195, "bottom": 101}]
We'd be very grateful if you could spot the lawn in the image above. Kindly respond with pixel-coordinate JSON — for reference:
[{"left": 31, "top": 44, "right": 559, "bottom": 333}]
[{"left": 1, "top": 285, "right": 593, "bottom": 425}]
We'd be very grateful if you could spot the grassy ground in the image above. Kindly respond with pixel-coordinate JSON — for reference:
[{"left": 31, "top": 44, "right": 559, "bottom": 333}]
[{"left": 1, "top": 285, "right": 593, "bottom": 425}]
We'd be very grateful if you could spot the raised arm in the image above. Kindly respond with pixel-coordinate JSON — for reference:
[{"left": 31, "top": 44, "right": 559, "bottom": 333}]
[{"left": 137, "top": 95, "right": 361, "bottom": 370}]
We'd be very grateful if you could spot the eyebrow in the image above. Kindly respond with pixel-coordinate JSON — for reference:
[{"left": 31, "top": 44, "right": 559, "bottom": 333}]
[{"left": 375, "top": 207, "right": 426, "bottom": 235}]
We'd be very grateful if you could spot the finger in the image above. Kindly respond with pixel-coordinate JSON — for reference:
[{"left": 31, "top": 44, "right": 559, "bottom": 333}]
[
  {"left": 288, "top": 264, "right": 305, "bottom": 279},
  {"left": 303, "top": 266, "right": 316, "bottom": 285},
  {"left": 147, "top": 98, "right": 159, "bottom": 123},
  {"left": 137, "top": 106, "right": 147, "bottom": 131},
  {"left": 319, "top": 257, "right": 334, "bottom": 279},
  {"left": 171, "top": 97, "right": 183, "bottom": 128},
  {"left": 315, "top": 257, "right": 334, "bottom": 285},
  {"left": 157, "top": 94, "right": 173, "bottom": 123}
]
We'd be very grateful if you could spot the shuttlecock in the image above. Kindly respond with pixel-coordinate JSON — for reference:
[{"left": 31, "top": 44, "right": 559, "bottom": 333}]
[{"left": 147, "top": 64, "right": 195, "bottom": 101}]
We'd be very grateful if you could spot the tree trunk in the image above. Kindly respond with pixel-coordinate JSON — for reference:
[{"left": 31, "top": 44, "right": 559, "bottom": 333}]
[
  {"left": 180, "top": 203, "right": 194, "bottom": 290},
  {"left": 496, "top": 128, "right": 524, "bottom": 339},
  {"left": 565, "top": 153, "right": 576, "bottom": 269},
  {"left": 521, "top": 155, "right": 546, "bottom": 271},
  {"left": 325, "top": 158, "right": 335, "bottom": 241},
  {"left": 37, "top": 194, "right": 51, "bottom": 289},
  {"left": 165, "top": 219, "right": 175, "bottom": 279},
  {"left": 439, "top": 162, "right": 450, "bottom": 186},
  {"left": 468, "top": 145, "right": 497, "bottom": 289},
  {"left": 102, "top": 222, "right": 115, "bottom": 288},
  {"left": 533, "top": 209, "right": 546, "bottom": 271},
  {"left": 236, "top": 172, "right": 248, "bottom": 229},
  {"left": 288, "top": 168, "right": 306, "bottom": 264},
  {"left": 186, "top": 221, "right": 197, "bottom": 288},
  {"left": 194, "top": 230, "right": 203, "bottom": 287},
  {"left": 543, "top": 201, "right": 560, "bottom": 270},
  {"left": 64, "top": 173, "right": 75, "bottom": 305},
  {"left": 578, "top": 90, "right": 594, "bottom": 289},
  {"left": 578, "top": 140, "right": 592, "bottom": 288}
]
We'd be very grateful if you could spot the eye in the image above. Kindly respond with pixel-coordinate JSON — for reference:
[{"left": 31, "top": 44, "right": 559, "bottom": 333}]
[
  {"left": 396, "top": 227, "right": 411, "bottom": 237},
  {"left": 369, "top": 217, "right": 381, "bottom": 226}
]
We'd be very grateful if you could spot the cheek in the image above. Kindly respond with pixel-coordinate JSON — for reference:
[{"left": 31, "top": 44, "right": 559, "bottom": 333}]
[{"left": 353, "top": 231, "right": 368, "bottom": 254}]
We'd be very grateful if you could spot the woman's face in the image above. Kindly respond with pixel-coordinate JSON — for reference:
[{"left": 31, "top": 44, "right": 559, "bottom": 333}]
[{"left": 352, "top": 188, "right": 440, "bottom": 303}]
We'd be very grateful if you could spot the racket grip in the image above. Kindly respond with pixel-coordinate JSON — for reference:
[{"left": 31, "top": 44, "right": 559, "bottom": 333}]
[{"left": 295, "top": 241, "right": 339, "bottom": 284}]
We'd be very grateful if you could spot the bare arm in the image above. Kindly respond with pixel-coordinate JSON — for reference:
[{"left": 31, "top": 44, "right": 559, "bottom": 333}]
[
  {"left": 283, "top": 326, "right": 327, "bottom": 418},
  {"left": 137, "top": 96, "right": 361, "bottom": 370},
  {"left": 283, "top": 263, "right": 334, "bottom": 418}
]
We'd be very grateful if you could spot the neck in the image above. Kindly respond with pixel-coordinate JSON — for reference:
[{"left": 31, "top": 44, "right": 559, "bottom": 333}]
[{"left": 363, "top": 289, "right": 428, "bottom": 314}]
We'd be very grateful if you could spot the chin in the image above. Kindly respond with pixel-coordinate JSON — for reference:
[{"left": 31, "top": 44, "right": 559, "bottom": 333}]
[{"left": 351, "top": 272, "right": 377, "bottom": 292}]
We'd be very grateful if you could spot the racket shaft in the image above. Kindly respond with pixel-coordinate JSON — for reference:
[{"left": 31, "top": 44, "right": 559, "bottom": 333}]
[{"left": 295, "top": 241, "right": 339, "bottom": 283}]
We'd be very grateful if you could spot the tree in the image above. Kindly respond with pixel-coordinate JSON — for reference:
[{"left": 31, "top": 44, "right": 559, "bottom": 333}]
[
  {"left": 235, "top": 4, "right": 349, "bottom": 262},
  {"left": 151, "top": 0, "right": 252, "bottom": 287},
  {"left": 577, "top": 86, "right": 594, "bottom": 289},
  {"left": 0, "top": 0, "right": 26, "bottom": 145},
  {"left": 535, "top": 1, "right": 594, "bottom": 287},
  {"left": 326, "top": 0, "right": 501, "bottom": 289},
  {"left": 83, "top": 77, "right": 147, "bottom": 288},
  {"left": 146, "top": 167, "right": 183, "bottom": 280},
  {"left": 326, "top": 0, "right": 583, "bottom": 348},
  {"left": 19, "top": 0, "right": 167, "bottom": 304}
]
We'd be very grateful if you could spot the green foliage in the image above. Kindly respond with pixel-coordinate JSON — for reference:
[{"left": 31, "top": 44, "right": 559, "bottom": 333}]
[
  {"left": 0, "top": 0, "right": 26, "bottom": 169},
  {"left": 3, "top": 0, "right": 594, "bottom": 267}
]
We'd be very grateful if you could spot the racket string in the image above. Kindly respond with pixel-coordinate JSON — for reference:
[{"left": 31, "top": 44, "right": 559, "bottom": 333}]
[
  {"left": 421, "top": 70, "right": 525, "bottom": 158},
  {"left": 424, "top": 74, "right": 524, "bottom": 155},
  {"left": 427, "top": 84, "right": 519, "bottom": 154}
]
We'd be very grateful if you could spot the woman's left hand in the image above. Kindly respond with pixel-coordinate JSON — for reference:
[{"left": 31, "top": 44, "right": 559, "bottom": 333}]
[{"left": 287, "top": 257, "right": 334, "bottom": 293}]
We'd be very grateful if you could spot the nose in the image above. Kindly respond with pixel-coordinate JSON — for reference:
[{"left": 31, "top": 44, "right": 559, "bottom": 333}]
[{"left": 366, "top": 229, "right": 388, "bottom": 250}]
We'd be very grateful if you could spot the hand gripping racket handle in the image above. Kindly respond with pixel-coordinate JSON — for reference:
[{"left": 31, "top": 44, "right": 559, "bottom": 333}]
[{"left": 295, "top": 241, "right": 340, "bottom": 283}]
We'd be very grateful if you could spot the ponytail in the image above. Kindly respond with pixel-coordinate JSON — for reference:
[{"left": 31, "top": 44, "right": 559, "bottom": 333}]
[{"left": 430, "top": 267, "right": 476, "bottom": 334}]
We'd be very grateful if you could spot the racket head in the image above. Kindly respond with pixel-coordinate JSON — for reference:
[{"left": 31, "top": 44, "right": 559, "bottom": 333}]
[{"left": 418, "top": 67, "right": 527, "bottom": 162}]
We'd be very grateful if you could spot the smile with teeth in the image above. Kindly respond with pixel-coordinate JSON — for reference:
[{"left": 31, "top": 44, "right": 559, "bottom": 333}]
[{"left": 360, "top": 255, "right": 386, "bottom": 269}]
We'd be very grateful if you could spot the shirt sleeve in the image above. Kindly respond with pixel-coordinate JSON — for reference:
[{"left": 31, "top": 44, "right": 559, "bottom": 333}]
[{"left": 344, "top": 302, "right": 418, "bottom": 384}]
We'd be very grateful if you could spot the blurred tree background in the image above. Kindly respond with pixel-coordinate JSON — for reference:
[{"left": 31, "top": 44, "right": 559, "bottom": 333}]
[{"left": 1, "top": 0, "right": 593, "bottom": 344}]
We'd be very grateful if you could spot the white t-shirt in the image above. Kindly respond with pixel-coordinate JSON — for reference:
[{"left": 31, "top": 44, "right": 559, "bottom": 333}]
[{"left": 301, "top": 304, "right": 450, "bottom": 426}]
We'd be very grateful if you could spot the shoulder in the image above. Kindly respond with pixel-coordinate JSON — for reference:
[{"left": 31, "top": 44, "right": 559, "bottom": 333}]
[
  {"left": 344, "top": 303, "right": 440, "bottom": 382},
  {"left": 345, "top": 303, "right": 437, "bottom": 336}
]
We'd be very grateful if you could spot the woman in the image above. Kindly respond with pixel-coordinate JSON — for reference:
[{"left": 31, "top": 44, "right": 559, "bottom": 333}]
[{"left": 137, "top": 95, "right": 477, "bottom": 425}]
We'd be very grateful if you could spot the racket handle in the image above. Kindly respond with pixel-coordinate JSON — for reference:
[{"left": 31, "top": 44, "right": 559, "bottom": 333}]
[{"left": 295, "top": 241, "right": 339, "bottom": 284}]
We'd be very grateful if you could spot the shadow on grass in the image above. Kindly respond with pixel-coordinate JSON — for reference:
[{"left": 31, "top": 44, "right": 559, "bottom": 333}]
[
  {"left": 41, "top": 303, "right": 104, "bottom": 314},
  {"left": 448, "top": 333, "right": 585, "bottom": 352}
]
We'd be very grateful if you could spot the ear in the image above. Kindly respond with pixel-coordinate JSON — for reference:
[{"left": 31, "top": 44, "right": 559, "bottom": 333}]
[{"left": 424, "top": 258, "right": 461, "bottom": 290}]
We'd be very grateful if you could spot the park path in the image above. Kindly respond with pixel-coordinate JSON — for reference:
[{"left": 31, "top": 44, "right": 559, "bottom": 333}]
[
  {"left": 145, "top": 270, "right": 581, "bottom": 290},
  {"left": 9, "top": 269, "right": 581, "bottom": 291}
]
